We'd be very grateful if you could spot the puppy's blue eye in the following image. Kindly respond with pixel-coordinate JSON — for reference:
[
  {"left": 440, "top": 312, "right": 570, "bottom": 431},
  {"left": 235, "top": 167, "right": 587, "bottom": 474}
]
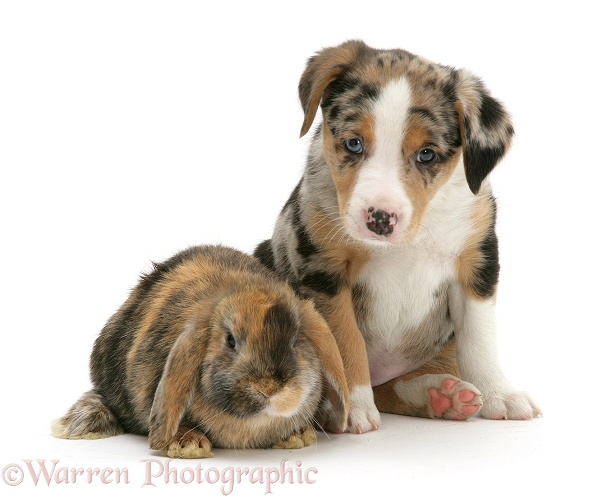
[
  {"left": 344, "top": 138, "right": 363, "bottom": 154},
  {"left": 417, "top": 148, "right": 436, "bottom": 164}
]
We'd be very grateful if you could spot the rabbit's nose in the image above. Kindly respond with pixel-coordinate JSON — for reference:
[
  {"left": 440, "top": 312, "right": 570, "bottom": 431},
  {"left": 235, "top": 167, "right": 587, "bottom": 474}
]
[{"left": 254, "top": 379, "right": 277, "bottom": 398}]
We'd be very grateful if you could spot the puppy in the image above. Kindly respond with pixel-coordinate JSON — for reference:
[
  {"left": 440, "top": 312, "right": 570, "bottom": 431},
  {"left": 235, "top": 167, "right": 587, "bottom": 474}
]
[{"left": 255, "top": 40, "right": 541, "bottom": 433}]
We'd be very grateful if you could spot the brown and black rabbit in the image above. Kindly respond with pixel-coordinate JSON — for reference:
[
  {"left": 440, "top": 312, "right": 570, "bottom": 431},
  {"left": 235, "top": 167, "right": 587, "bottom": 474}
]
[{"left": 52, "top": 245, "right": 349, "bottom": 458}]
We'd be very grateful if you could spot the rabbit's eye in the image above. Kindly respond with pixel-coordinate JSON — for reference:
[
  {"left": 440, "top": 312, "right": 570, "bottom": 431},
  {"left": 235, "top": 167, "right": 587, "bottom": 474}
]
[{"left": 226, "top": 333, "right": 236, "bottom": 350}]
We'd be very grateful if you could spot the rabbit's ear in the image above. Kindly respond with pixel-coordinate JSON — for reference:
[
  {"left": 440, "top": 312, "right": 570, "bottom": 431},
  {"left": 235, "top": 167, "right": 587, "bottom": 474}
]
[
  {"left": 299, "top": 300, "right": 350, "bottom": 432},
  {"left": 148, "top": 321, "right": 210, "bottom": 450}
]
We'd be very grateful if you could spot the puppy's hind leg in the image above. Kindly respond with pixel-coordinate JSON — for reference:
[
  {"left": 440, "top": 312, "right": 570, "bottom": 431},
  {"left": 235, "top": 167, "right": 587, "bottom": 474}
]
[
  {"left": 372, "top": 340, "right": 483, "bottom": 420},
  {"left": 52, "top": 390, "right": 124, "bottom": 440}
]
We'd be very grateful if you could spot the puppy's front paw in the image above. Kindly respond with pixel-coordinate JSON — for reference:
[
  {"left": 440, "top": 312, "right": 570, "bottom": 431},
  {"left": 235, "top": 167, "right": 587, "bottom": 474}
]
[
  {"left": 347, "top": 385, "right": 381, "bottom": 434},
  {"left": 481, "top": 391, "right": 541, "bottom": 420},
  {"left": 428, "top": 377, "right": 483, "bottom": 420}
]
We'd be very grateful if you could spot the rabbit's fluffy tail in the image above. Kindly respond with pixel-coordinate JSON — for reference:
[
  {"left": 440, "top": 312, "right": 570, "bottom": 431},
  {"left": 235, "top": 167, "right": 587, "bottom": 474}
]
[{"left": 52, "top": 390, "right": 124, "bottom": 440}]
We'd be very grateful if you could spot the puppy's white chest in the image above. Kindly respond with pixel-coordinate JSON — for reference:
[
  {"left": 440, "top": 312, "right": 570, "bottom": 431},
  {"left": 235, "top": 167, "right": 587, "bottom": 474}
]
[{"left": 358, "top": 244, "right": 454, "bottom": 340}]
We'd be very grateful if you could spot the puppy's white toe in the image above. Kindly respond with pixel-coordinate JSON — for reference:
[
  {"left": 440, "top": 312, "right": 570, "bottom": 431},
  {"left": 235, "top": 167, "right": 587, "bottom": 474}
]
[{"left": 481, "top": 391, "right": 541, "bottom": 420}]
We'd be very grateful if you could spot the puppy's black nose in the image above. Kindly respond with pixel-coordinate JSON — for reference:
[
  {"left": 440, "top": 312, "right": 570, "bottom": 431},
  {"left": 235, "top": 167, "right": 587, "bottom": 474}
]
[{"left": 366, "top": 207, "right": 397, "bottom": 236}]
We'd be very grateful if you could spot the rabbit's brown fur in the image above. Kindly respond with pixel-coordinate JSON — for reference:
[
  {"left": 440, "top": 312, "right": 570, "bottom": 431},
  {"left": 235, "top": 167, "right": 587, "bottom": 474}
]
[{"left": 53, "top": 245, "right": 349, "bottom": 458}]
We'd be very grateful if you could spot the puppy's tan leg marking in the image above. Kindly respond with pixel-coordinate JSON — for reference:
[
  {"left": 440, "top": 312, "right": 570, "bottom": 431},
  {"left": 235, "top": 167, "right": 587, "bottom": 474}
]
[
  {"left": 320, "top": 289, "right": 371, "bottom": 386},
  {"left": 373, "top": 340, "right": 483, "bottom": 420},
  {"left": 163, "top": 423, "right": 213, "bottom": 459},
  {"left": 317, "top": 289, "right": 381, "bottom": 433},
  {"left": 272, "top": 427, "right": 317, "bottom": 449}
]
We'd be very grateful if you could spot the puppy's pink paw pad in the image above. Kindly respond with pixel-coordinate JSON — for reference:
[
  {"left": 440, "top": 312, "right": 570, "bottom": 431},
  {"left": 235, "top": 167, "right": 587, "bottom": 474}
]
[
  {"left": 462, "top": 404, "right": 479, "bottom": 416},
  {"left": 442, "top": 379, "right": 458, "bottom": 391},
  {"left": 429, "top": 378, "right": 483, "bottom": 420},
  {"left": 429, "top": 388, "right": 452, "bottom": 417}
]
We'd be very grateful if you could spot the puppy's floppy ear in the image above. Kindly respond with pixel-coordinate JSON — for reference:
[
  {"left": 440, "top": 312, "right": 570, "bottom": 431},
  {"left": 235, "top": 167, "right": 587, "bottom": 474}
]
[
  {"left": 455, "top": 69, "right": 515, "bottom": 194},
  {"left": 298, "top": 40, "right": 366, "bottom": 138},
  {"left": 148, "top": 321, "right": 210, "bottom": 451},
  {"left": 298, "top": 300, "right": 350, "bottom": 432}
]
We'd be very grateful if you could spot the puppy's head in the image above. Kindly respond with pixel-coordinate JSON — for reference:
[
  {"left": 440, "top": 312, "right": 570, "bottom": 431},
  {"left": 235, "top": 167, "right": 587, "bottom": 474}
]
[{"left": 299, "top": 40, "right": 514, "bottom": 246}]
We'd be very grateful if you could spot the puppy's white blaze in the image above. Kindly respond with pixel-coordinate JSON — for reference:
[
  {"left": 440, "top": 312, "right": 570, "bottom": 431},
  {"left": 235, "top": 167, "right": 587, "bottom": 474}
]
[{"left": 347, "top": 77, "right": 413, "bottom": 245}]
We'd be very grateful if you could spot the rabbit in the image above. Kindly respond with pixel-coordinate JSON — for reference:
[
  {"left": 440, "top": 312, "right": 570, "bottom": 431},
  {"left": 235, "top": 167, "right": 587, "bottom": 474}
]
[{"left": 52, "top": 244, "right": 349, "bottom": 458}]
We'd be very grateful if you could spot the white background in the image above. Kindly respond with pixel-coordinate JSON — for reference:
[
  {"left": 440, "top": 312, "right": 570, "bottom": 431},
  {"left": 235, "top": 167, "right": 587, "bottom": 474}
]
[{"left": 1, "top": 1, "right": 614, "bottom": 496}]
